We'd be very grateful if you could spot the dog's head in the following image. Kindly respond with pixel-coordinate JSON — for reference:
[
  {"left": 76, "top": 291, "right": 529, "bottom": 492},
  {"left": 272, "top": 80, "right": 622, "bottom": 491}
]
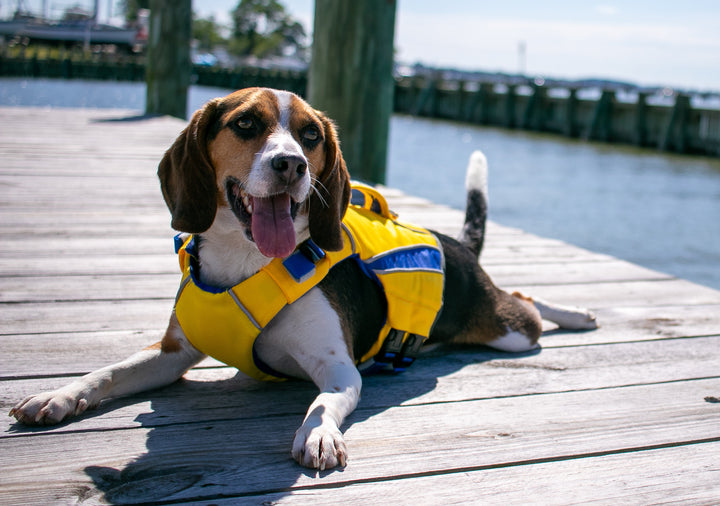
[{"left": 158, "top": 87, "right": 350, "bottom": 258}]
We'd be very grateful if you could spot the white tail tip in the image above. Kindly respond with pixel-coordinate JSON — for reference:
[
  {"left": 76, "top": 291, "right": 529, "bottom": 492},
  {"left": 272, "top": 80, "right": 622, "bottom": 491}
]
[{"left": 466, "top": 150, "right": 488, "bottom": 198}]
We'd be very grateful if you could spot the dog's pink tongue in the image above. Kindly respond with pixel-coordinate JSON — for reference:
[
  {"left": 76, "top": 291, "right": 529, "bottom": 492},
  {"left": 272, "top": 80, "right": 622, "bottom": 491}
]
[{"left": 251, "top": 193, "right": 296, "bottom": 258}]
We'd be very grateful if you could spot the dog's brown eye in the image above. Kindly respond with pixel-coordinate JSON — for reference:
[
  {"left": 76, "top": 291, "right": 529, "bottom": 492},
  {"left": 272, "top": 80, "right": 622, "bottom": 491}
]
[
  {"left": 303, "top": 127, "right": 319, "bottom": 142},
  {"left": 301, "top": 126, "right": 321, "bottom": 148},
  {"left": 231, "top": 115, "right": 264, "bottom": 140},
  {"left": 237, "top": 117, "right": 254, "bottom": 130}
]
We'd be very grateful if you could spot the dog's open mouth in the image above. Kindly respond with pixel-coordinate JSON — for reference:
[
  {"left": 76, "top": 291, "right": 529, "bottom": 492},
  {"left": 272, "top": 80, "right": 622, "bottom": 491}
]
[{"left": 226, "top": 179, "right": 300, "bottom": 258}]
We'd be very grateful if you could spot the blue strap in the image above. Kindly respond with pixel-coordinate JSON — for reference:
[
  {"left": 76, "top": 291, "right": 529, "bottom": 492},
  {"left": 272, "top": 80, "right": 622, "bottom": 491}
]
[
  {"left": 366, "top": 246, "right": 443, "bottom": 273},
  {"left": 174, "top": 233, "right": 186, "bottom": 254},
  {"left": 282, "top": 239, "right": 327, "bottom": 283}
]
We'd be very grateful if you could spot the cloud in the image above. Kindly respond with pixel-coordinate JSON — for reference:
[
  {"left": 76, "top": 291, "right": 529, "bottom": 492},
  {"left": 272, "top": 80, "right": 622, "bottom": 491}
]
[
  {"left": 394, "top": 10, "right": 720, "bottom": 89},
  {"left": 594, "top": 4, "right": 619, "bottom": 16}
]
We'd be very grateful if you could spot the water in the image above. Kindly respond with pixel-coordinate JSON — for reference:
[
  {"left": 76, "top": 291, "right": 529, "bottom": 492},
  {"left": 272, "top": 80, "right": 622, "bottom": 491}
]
[
  {"left": 0, "top": 77, "right": 227, "bottom": 113},
  {"left": 2, "top": 78, "right": 719, "bottom": 290},
  {"left": 387, "top": 116, "right": 720, "bottom": 290}
]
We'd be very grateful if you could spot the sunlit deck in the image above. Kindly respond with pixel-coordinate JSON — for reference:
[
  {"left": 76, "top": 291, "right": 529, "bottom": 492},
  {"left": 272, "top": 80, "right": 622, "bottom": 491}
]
[{"left": 1, "top": 107, "right": 719, "bottom": 505}]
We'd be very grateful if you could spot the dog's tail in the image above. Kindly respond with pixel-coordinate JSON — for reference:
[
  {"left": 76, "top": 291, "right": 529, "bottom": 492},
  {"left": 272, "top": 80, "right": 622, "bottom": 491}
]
[{"left": 459, "top": 150, "right": 489, "bottom": 258}]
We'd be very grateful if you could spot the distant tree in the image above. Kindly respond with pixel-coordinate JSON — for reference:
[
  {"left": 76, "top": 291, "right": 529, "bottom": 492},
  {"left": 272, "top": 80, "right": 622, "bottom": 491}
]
[
  {"left": 118, "top": 0, "right": 150, "bottom": 23},
  {"left": 61, "top": 5, "right": 93, "bottom": 22},
  {"left": 193, "top": 15, "right": 227, "bottom": 51},
  {"left": 229, "top": 0, "right": 307, "bottom": 59}
]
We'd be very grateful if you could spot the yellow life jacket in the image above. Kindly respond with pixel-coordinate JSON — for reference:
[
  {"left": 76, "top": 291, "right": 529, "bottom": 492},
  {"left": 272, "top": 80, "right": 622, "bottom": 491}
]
[{"left": 173, "top": 182, "right": 445, "bottom": 381}]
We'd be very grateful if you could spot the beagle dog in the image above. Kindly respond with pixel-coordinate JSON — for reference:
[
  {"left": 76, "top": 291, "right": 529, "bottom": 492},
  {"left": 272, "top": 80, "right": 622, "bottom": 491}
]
[{"left": 10, "top": 87, "right": 597, "bottom": 470}]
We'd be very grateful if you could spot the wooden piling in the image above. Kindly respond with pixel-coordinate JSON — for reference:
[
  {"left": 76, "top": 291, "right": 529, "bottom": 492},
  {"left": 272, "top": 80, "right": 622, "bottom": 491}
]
[
  {"left": 586, "top": 90, "right": 614, "bottom": 142},
  {"left": 504, "top": 84, "right": 517, "bottom": 129},
  {"left": 522, "top": 83, "right": 547, "bottom": 131},
  {"left": 413, "top": 78, "right": 438, "bottom": 117},
  {"left": 661, "top": 94, "right": 690, "bottom": 153},
  {"left": 308, "top": 0, "right": 397, "bottom": 184},
  {"left": 145, "top": 0, "right": 191, "bottom": 119},
  {"left": 634, "top": 92, "right": 649, "bottom": 147},
  {"left": 564, "top": 87, "right": 578, "bottom": 138},
  {"left": 475, "top": 83, "right": 493, "bottom": 125}
]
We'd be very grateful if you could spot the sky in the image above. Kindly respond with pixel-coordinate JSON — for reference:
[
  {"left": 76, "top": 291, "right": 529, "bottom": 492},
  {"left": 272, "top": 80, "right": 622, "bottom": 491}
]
[{"left": 6, "top": 0, "right": 720, "bottom": 92}]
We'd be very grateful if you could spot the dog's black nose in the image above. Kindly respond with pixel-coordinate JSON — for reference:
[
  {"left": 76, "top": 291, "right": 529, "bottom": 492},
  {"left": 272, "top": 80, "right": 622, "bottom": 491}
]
[{"left": 272, "top": 155, "right": 307, "bottom": 175}]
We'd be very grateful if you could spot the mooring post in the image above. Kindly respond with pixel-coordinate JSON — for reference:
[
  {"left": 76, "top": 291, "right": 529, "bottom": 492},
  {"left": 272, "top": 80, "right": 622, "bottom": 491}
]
[
  {"left": 586, "top": 89, "right": 614, "bottom": 142},
  {"left": 504, "top": 84, "right": 517, "bottom": 129},
  {"left": 522, "top": 83, "right": 547, "bottom": 131},
  {"left": 145, "top": 0, "right": 192, "bottom": 119},
  {"left": 660, "top": 93, "right": 690, "bottom": 153},
  {"left": 413, "top": 78, "right": 439, "bottom": 117},
  {"left": 455, "top": 81, "right": 469, "bottom": 121},
  {"left": 308, "top": 0, "right": 397, "bottom": 184},
  {"left": 634, "top": 91, "right": 649, "bottom": 147},
  {"left": 477, "top": 83, "right": 494, "bottom": 125},
  {"left": 564, "top": 87, "right": 578, "bottom": 138}
]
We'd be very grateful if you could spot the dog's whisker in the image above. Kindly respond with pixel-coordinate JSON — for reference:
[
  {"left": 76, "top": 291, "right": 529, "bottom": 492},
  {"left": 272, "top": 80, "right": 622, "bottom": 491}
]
[{"left": 310, "top": 177, "right": 330, "bottom": 208}]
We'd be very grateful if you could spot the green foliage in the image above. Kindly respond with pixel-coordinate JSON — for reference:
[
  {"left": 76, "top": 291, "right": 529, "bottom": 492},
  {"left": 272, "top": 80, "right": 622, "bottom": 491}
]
[
  {"left": 229, "top": 0, "right": 307, "bottom": 59},
  {"left": 114, "top": 0, "right": 306, "bottom": 60},
  {"left": 193, "top": 15, "right": 227, "bottom": 51}
]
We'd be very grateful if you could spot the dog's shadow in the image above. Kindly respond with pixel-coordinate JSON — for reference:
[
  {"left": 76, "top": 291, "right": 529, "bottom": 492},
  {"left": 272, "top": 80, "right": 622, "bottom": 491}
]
[{"left": 78, "top": 345, "right": 539, "bottom": 504}]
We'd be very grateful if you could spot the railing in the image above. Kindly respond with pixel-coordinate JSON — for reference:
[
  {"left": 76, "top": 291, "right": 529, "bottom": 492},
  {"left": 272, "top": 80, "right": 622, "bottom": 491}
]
[{"left": 394, "top": 77, "right": 720, "bottom": 156}]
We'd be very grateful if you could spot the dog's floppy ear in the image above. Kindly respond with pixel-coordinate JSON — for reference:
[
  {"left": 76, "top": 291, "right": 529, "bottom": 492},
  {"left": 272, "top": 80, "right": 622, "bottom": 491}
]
[
  {"left": 157, "top": 99, "right": 220, "bottom": 233},
  {"left": 309, "top": 114, "right": 351, "bottom": 251}
]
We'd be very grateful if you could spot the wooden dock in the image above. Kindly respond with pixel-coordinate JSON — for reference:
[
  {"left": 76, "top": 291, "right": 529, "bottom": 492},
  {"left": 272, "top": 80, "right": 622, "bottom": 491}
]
[{"left": 1, "top": 106, "right": 719, "bottom": 505}]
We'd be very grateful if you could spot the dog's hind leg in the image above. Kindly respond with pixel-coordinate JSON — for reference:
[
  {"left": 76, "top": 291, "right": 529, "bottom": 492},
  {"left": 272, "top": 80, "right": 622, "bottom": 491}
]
[
  {"left": 475, "top": 292, "right": 597, "bottom": 353},
  {"left": 525, "top": 294, "right": 598, "bottom": 330}
]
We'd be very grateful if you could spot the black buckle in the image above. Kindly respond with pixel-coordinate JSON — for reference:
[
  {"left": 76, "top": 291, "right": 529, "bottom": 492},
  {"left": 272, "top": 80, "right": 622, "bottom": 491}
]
[
  {"left": 373, "top": 329, "right": 425, "bottom": 373},
  {"left": 394, "top": 333, "right": 424, "bottom": 371}
]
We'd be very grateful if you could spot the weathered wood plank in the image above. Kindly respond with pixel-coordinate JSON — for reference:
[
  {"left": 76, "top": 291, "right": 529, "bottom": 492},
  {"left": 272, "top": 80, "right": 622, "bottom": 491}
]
[
  {"left": 485, "top": 258, "right": 673, "bottom": 285},
  {"left": 0, "top": 233, "right": 614, "bottom": 264},
  {"left": 2, "top": 301, "right": 719, "bottom": 372},
  {"left": 0, "top": 330, "right": 170, "bottom": 379},
  {"left": 3, "top": 335, "right": 719, "bottom": 432},
  {"left": 0, "top": 255, "right": 631, "bottom": 303},
  {"left": 0, "top": 299, "right": 170, "bottom": 334},
  {"left": 1, "top": 380, "right": 717, "bottom": 504},
  {"left": 0, "top": 237, "right": 171, "bottom": 257},
  {"left": 0, "top": 213, "right": 172, "bottom": 237},
  {"left": 235, "top": 442, "right": 720, "bottom": 505},
  {"left": 505, "top": 277, "right": 720, "bottom": 308},
  {"left": 0, "top": 273, "right": 180, "bottom": 303},
  {"left": 2, "top": 279, "right": 718, "bottom": 339},
  {"left": 0, "top": 255, "right": 670, "bottom": 286},
  {"left": 543, "top": 303, "right": 720, "bottom": 345}
]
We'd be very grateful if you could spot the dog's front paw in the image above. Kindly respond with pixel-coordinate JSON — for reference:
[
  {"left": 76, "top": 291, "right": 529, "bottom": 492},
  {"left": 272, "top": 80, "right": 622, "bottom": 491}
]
[
  {"left": 9, "top": 389, "right": 89, "bottom": 426},
  {"left": 292, "top": 420, "right": 348, "bottom": 470}
]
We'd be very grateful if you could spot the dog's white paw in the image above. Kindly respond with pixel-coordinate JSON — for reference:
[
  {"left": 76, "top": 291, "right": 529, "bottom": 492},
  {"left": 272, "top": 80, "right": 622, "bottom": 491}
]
[
  {"left": 9, "top": 389, "right": 89, "bottom": 426},
  {"left": 292, "top": 420, "right": 348, "bottom": 470},
  {"left": 550, "top": 307, "right": 598, "bottom": 330},
  {"left": 534, "top": 299, "right": 599, "bottom": 330},
  {"left": 565, "top": 309, "right": 598, "bottom": 330}
]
